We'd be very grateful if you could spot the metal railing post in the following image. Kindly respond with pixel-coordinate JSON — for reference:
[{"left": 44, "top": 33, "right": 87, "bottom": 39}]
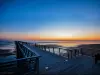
[
  {"left": 59, "top": 48, "right": 60, "bottom": 55},
  {"left": 34, "top": 57, "right": 39, "bottom": 75},
  {"left": 53, "top": 47, "right": 54, "bottom": 53},
  {"left": 67, "top": 50, "right": 69, "bottom": 59}
]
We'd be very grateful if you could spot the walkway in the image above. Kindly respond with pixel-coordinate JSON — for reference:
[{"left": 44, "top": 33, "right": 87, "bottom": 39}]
[{"left": 24, "top": 44, "right": 100, "bottom": 75}]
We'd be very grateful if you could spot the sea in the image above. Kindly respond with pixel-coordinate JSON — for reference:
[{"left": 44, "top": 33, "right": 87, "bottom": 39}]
[{"left": 0, "top": 40, "right": 16, "bottom": 63}]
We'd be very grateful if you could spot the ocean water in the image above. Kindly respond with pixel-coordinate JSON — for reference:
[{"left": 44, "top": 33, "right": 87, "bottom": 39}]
[
  {"left": 37, "top": 40, "right": 100, "bottom": 47},
  {"left": 0, "top": 40, "right": 16, "bottom": 63}
]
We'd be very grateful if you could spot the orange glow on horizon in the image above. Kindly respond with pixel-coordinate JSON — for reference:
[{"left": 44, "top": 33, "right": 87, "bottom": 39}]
[{"left": 0, "top": 33, "right": 100, "bottom": 41}]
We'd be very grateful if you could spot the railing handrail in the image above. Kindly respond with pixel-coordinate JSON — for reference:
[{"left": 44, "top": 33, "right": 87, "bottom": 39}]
[
  {"left": 34, "top": 43, "right": 83, "bottom": 59},
  {"left": 16, "top": 41, "right": 41, "bottom": 58},
  {"left": 0, "top": 55, "right": 40, "bottom": 64},
  {"left": 22, "top": 43, "right": 41, "bottom": 57},
  {"left": 0, "top": 41, "right": 40, "bottom": 75}
]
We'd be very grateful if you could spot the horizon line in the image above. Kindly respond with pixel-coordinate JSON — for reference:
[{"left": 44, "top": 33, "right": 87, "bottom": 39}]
[{"left": 0, "top": 38, "right": 100, "bottom": 41}]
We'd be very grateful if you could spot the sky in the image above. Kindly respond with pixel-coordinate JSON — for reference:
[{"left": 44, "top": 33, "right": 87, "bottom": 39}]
[{"left": 0, "top": 0, "right": 100, "bottom": 41}]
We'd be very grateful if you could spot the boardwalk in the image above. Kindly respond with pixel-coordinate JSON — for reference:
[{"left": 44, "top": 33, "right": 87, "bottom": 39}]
[{"left": 25, "top": 44, "right": 100, "bottom": 75}]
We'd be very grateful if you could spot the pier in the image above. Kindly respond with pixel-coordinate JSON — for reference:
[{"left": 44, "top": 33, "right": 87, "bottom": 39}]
[{"left": 0, "top": 41, "right": 100, "bottom": 75}]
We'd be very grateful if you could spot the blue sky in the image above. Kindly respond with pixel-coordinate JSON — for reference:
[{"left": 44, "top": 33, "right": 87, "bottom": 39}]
[{"left": 0, "top": 0, "right": 100, "bottom": 40}]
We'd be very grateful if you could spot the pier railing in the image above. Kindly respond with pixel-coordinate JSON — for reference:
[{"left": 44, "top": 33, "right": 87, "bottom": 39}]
[
  {"left": 0, "top": 41, "right": 41, "bottom": 75},
  {"left": 32, "top": 43, "right": 83, "bottom": 59},
  {"left": 0, "top": 56, "right": 39, "bottom": 75},
  {"left": 16, "top": 41, "right": 40, "bottom": 58}
]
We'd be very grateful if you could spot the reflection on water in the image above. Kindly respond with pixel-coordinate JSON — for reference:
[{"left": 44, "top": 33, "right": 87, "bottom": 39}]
[{"left": 0, "top": 40, "right": 16, "bottom": 63}]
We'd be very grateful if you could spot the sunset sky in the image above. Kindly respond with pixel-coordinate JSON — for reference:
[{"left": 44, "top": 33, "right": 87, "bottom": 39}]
[{"left": 0, "top": 0, "right": 100, "bottom": 41}]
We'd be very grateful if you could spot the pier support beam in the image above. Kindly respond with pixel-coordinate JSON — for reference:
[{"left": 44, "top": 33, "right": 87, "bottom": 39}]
[
  {"left": 67, "top": 50, "right": 69, "bottom": 59},
  {"left": 15, "top": 41, "right": 24, "bottom": 59}
]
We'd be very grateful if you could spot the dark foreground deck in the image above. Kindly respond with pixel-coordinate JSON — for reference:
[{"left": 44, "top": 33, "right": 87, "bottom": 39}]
[{"left": 25, "top": 44, "right": 100, "bottom": 75}]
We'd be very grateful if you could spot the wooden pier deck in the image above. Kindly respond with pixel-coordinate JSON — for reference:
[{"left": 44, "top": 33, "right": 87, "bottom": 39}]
[{"left": 25, "top": 44, "right": 100, "bottom": 75}]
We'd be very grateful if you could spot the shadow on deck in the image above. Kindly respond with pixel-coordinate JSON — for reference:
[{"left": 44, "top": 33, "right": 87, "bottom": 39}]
[{"left": 26, "top": 44, "right": 100, "bottom": 75}]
